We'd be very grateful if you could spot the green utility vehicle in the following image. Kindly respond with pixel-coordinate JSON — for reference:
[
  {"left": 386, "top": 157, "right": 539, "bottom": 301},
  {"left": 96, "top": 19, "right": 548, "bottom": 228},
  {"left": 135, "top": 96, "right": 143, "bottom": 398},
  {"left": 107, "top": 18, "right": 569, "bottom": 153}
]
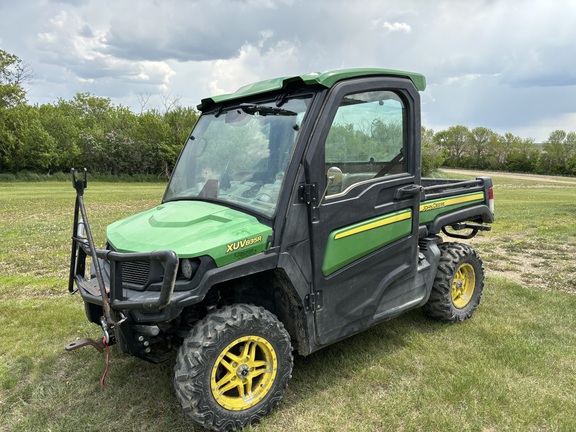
[{"left": 67, "top": 68, "right": 494, "bottom": 431}]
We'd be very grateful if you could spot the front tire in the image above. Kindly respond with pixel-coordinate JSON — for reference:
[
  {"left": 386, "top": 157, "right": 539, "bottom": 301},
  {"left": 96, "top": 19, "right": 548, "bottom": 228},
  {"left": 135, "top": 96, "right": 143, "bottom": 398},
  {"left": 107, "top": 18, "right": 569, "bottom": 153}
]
[
  {"left": 174, "top": 304, "right": 293, "bottom": 431},
  {"left": 423, "top": 242, "right": 484, "bottom": 322}
]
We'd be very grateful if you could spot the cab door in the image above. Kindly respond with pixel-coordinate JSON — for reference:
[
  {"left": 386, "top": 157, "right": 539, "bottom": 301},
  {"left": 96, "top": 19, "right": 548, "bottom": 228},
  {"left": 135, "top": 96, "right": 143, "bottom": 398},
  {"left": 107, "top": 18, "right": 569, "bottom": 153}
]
[{"left": 304, "top": 77, "right": 423, "bottom": 346}]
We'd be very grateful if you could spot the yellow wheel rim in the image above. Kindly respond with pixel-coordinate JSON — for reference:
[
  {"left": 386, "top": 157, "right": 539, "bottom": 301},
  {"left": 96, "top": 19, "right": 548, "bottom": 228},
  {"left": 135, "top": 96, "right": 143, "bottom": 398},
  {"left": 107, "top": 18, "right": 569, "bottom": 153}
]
[
  {"left": 452, "top": 263, "right": 476, "bottom": 308},
  {"left": 210, "top": 335, "right": 278, "bottom": 411}
]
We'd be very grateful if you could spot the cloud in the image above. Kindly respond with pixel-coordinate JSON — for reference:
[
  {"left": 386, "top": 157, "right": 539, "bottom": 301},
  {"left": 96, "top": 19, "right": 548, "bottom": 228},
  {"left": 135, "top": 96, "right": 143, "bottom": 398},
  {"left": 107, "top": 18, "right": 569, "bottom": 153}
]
[
  {"left": 370, "top": 19, "right": 411, "bottom": 33},
  {"left": 510, "top": 112, "right": 576, "bottom": 143},
  {"left": 502, "top": 46, "right": 576, "bottom": 88},
  {"left": 33, "top": 7, "right": 175, "bottom": 96},
  {"left": 101, "top": 1, "right": 272, "bottom": 62},
  {"left": 47, "top": 0, "right": 90, "bottom": 4},
  {"left": 3, "top": 0, "right": 576, "bottom": 141},
  {"left": 207, "top": 36, "right": 302, "bottom": 96}
]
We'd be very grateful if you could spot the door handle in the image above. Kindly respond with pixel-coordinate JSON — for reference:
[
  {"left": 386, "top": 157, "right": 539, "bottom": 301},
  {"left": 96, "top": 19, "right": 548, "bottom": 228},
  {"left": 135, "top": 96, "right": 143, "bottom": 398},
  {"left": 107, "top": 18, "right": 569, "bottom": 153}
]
[{"left": 394, "top": 184, "right": 423, "bottom": 199}]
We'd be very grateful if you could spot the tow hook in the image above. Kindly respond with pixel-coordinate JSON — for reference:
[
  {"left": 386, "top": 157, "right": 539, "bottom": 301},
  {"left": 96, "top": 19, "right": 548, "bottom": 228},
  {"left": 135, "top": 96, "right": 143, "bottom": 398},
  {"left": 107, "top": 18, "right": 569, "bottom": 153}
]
[
  {"left": 65, "top": 337, "right": 106, "bottom": 353},
  {"left": 65, "top": 316, "right": 116, "bottom": 353}
]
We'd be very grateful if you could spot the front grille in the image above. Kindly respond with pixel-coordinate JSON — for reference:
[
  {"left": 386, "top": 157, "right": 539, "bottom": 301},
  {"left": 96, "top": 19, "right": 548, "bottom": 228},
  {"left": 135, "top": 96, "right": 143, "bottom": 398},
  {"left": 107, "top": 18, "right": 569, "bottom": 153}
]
[{"left": 122, "top": 261, "right": 151, "bottom": 286}]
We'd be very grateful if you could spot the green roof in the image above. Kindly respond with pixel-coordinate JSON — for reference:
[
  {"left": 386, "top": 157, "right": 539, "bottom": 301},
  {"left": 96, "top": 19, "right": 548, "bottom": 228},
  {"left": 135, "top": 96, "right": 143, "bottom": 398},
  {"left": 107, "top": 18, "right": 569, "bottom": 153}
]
[{"left": 198, "top": 68, "right": 426, "bottom": 110}]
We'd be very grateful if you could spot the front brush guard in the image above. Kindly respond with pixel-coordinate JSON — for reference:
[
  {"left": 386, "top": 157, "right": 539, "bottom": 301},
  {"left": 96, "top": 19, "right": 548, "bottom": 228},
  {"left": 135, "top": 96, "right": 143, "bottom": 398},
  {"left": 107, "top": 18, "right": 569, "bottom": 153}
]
[
  {"left": 73, "top": 248, "right": 179, "bottom": 312},
  {"left": 68, "top": 169, "right": 178, "bottom": 361},
  {"left": 69, "top": 168, "right": 178, "bottom": 314}
]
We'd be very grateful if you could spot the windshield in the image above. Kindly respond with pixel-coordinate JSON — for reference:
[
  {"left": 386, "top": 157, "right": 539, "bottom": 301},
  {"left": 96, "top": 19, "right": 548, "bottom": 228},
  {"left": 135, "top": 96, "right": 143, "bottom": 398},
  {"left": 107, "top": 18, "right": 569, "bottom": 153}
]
[{"left": 164, "top": 96, "right": 311, "bottom": 217}]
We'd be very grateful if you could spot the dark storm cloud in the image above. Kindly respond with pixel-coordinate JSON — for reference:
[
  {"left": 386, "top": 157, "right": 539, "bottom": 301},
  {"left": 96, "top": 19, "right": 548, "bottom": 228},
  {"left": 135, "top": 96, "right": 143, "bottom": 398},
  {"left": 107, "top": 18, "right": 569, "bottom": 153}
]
[
  {"left": 101, "top": 0, "right": 288, "bottom": 62},
  {"left": 1, "top": 0, "right": 576, "bottom": 141},
  {"left": 98, "top": 0, "right": 418, "bottom": 63},
  {"left": 103, "top": 28, "right": 255, "bottom": 62}
]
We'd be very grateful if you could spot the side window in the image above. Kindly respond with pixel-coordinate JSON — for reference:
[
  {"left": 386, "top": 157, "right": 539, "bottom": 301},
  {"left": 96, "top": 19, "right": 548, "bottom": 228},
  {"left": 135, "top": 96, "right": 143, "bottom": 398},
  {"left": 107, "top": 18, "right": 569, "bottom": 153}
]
[{"left": 325, "top": 90, "right": 406, "bottom": 196}]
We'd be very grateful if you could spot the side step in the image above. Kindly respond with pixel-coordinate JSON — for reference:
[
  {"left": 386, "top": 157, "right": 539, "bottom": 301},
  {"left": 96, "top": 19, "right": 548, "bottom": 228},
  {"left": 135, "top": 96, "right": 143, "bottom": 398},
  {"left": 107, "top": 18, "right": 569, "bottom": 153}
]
[{"left": 442, "top": 222, "right": 491, "bottom": 239}]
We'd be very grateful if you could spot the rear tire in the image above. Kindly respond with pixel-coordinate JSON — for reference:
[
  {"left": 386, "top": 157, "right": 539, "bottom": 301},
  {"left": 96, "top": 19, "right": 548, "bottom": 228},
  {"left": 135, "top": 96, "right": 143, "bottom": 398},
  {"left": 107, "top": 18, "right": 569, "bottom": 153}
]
[
  {"left": 423, "top": 242, "right": 484, "bottom": 322},
  {"left": 174, "top": 304, "right": 293, "bottom": 431}
]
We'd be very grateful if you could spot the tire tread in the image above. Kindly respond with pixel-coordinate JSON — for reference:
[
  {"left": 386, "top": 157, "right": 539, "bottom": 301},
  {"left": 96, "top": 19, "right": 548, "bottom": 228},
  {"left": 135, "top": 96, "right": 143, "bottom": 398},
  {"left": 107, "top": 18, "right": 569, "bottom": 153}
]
[
  {"left": 423, "top": 242, "right": 484, "bottom": 323},
  {"left": 174, "top": 304, "right": 293, "bottom": 431}
]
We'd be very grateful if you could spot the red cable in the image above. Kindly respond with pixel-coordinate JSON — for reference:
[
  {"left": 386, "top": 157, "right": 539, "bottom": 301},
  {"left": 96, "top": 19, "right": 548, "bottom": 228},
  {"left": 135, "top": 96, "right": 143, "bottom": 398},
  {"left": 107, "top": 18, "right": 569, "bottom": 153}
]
[{"left": 100, "top": 337, "right": 109, "bottom": 388}]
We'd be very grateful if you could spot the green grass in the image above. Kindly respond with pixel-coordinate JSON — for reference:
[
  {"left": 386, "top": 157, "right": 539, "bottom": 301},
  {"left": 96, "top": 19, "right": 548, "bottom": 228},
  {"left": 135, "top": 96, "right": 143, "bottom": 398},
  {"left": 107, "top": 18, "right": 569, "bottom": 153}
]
[{"left": 1, "top": 173, "right": 576, "bottom": 431}]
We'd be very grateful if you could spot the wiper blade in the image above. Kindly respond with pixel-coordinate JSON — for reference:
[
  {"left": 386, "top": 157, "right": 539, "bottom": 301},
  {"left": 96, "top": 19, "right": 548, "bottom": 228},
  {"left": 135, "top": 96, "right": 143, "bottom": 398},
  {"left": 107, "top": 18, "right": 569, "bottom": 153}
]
[{"left": 239, "top": 103, "right": 297, "bottom": 116}]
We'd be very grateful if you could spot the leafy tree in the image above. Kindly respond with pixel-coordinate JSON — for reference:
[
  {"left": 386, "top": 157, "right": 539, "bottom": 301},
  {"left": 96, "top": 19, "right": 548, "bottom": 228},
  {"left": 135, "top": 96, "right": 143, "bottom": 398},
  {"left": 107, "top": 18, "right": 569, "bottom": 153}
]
[
  {"left": 0, "top": 49, "right": 32, "bottom": 109},
  {"left": 537, "top": 130, "right": 576, "bottom": 175},
  {"left": 0, "top": 105, "right": 56, "bottom": 172},
  {"left": 468, "top": 127, "right": 496, "bottom": 169},
  {"left": 97, "top": 106, "right": 140, "bottom": 175},
  {"left": 506, "top": 137, "right": 539, "bottom": 173},
  {"left": 421, "top": 126, "right": 444, "bottom": 175},
  {"left": 485, "top": 133, "right": 521, "bottom": 170},
  {"left": 37, "top": 101, "right": 82, "bottom": 171},
  {"left": 135, "top": 110, "right": 172, "bottom": 175},
  {"left": 326, "top": 123, "right": 367, "bottom": 162},
  {"left": 566, "top": 154, "right": 576, "bottom": 175},
  {"left": 434, "top": 125, "right": 470, "bottom": 167},
  {"left": 161, "top": 106, "right": 199, "bottom": 175},
  {"left": 369, "top": 118, "right": 403, "bottom": 161}
]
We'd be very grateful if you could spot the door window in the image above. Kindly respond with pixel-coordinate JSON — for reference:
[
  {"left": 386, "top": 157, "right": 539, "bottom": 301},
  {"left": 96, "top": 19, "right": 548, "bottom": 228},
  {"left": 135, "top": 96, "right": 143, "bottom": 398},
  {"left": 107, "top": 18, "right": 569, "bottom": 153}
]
[{"left": 324, "top": 90, "right": 407, "bottom": 196}]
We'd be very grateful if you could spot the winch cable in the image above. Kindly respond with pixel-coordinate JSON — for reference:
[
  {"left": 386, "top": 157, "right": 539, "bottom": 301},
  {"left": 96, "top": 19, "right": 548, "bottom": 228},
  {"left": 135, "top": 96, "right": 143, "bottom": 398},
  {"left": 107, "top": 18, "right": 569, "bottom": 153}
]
[{"left": 100, "top": 337, "right": 110, "bottom": 388}]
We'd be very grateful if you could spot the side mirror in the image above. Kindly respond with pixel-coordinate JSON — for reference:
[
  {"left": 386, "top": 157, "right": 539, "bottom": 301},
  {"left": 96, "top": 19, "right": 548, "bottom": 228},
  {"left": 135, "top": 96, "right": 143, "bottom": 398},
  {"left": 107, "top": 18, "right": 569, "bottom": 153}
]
[
  {"left": 319, "top": 167, "right": 343, "bottom": 205},
  {"left": 327, "top": 166, "right": 343, "bottom": 189}
]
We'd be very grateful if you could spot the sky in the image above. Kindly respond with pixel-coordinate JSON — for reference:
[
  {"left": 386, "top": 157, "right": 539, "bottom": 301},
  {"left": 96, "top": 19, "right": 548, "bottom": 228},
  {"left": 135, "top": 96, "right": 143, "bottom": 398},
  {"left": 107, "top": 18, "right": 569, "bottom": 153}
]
[{"left": 1, "top": 0, "right": 575, "bottom": 142}]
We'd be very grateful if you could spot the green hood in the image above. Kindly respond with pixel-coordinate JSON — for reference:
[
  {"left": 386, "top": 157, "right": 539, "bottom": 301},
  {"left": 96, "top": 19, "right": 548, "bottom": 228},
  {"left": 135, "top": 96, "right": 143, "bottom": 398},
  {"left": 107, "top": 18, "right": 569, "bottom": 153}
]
[{"left": 106, "top": 201, "right": 272, "bottom": 267}]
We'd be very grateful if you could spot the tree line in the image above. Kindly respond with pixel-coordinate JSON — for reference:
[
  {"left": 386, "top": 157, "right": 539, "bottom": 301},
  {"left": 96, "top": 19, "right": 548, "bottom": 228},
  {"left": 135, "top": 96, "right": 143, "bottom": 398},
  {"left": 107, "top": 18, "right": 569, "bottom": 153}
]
[
  {"left": 0, "top": 93, "right": 199, "bottom": 177},
  {"left": 0, "top": 49, "right": 198, "bottom": 178},
  {"left": 422, "top": 125, "right": 576, "bottom": 176},
  {"left": 1, "top": 49, "right": 575, "bottom": 178}
]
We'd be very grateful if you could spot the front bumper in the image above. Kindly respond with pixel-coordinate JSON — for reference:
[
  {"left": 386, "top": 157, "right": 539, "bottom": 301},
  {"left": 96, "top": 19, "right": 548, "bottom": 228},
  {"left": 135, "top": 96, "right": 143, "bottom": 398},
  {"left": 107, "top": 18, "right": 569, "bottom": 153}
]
[
  {"left": 73, "top": 247, "right": 179, "bottom": 312},
  {"left": 71, "top": 240, "right": 181, "bottom": 362}
]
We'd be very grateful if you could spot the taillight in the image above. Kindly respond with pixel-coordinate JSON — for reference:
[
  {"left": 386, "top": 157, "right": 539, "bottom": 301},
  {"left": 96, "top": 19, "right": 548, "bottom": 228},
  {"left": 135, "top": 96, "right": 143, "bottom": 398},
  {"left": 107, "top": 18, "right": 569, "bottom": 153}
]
[{"left": 488, "top": 187, "right": 494, "bottom": 214}]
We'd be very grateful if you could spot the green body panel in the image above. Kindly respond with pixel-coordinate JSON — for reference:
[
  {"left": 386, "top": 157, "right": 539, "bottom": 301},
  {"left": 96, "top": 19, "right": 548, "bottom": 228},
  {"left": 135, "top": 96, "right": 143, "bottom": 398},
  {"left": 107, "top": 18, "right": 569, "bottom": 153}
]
[
  {"left": 419, "top": 192, "right": 485, "bottom": 224},
  {"left": 199, "top": 68, "right": 426, "bottom": 110},
  {"left": 321, "top": 191, "right": 486, "bottom": 276},
  {"left": 106, "top": 201, "right": 272, "bottom": 267},
  {"left": 301, "top": 68, "right": 426, "bottom": 91},
  {"left": 322, "top": 209, "right": 413, "bottom": 276}
]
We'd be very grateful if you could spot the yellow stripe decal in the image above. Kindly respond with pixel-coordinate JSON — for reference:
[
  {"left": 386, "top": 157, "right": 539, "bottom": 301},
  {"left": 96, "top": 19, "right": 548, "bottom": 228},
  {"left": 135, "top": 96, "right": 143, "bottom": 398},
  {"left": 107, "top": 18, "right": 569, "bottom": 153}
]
[
  {"left": 334, "top": 211, "right": 411, "bottom": 240},
  {"left": 420, "top": 192, "right": 484, "bottom": 213}
]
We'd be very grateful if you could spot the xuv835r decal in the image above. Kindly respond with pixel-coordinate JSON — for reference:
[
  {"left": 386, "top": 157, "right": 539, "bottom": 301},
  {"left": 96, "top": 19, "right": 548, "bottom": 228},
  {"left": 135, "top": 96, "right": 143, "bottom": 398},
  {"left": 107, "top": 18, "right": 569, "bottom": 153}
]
[{"left": 226, "top": 235, "right": 264, "bottom": 254}]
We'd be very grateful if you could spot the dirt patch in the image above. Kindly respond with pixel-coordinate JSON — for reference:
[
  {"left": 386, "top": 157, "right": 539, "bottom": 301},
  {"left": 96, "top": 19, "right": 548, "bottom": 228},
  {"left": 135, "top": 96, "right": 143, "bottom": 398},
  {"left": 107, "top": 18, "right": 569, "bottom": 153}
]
[
  {"left": 458, "top": 234, "right": 576, "bottom": 295},
  {"left": 439, "top": 169, "right": 576, "bottom": 294}
]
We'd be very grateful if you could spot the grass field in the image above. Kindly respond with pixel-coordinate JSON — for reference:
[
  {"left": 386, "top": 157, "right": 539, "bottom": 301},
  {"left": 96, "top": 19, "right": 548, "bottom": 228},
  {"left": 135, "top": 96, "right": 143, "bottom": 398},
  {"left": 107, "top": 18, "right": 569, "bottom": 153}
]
[{"left": 1, "top": 171, "right": 575, "bottom": 432}]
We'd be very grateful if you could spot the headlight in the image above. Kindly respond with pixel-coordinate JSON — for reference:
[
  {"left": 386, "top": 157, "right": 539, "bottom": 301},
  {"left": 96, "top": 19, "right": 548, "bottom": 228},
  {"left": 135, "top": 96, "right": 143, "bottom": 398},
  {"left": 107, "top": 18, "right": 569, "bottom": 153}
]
[{"left": 180, "top": 258, "right": 199, "bottom": 279}]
